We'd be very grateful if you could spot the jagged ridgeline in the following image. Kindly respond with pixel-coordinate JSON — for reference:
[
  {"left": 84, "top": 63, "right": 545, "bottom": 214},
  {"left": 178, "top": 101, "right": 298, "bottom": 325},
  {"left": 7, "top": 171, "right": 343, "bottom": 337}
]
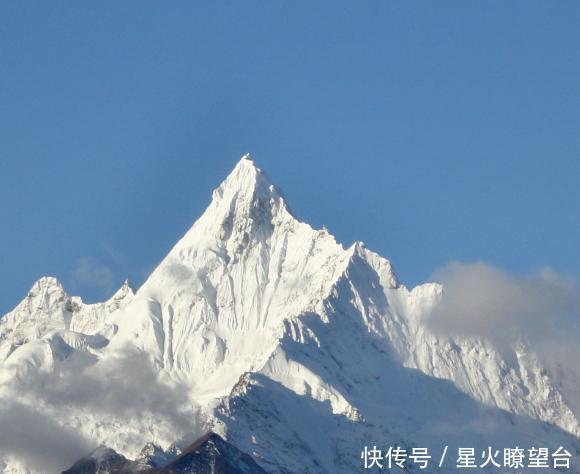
[
  {"left": 1, "top": 156, "right": 579, "bottom": 473},
  {"left": 62, "top": 432, "right": 266, "bottom": 473}
]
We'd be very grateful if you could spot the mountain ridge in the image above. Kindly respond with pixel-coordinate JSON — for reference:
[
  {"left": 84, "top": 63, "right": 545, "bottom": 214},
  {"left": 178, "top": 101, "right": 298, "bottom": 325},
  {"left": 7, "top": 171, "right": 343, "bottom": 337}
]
[{"left": 62, "top": 432, "right": 265, "bottom": 474}]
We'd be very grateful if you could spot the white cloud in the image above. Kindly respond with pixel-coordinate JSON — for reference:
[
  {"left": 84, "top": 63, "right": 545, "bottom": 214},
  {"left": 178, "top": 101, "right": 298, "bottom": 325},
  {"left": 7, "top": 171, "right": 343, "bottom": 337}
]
[
  {"left": 427, "top": 261, "right": 580, "bottom": 414},
  {"left": 3, "top": 349, "right": 204, "bottom": 471},
  {"left": 0, "top": 401, "right": 92, "bottom": 472},
  {"left": 428, "top": 261, "right": 580, "bottom": 339}
]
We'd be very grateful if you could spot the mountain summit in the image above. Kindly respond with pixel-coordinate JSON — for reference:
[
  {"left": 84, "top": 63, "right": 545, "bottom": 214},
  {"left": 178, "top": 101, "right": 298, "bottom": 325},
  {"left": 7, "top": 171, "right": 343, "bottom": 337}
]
[
  {"left": 1, "top": 156, "right": 579, "bottom": 473},
  {"left": 174, "top": 154, "right": 291, "bottom": 258}
]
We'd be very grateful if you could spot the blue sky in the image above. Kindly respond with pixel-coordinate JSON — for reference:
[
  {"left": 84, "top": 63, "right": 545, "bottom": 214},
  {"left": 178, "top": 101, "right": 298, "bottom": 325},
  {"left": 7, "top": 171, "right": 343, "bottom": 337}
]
[{"left": 0, "top": 1, "right": 579, "bottom": 313}]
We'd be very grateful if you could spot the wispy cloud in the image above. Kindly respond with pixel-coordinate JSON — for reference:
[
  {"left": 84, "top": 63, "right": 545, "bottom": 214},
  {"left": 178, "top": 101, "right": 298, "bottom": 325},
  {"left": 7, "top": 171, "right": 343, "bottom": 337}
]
[
  {"left": 428, "top": 262, "right": 580, "bottom": 339},
  {"left": 101, "top": 242, "right": 128, "bottom": 268},
  {"left": 72, "top": 256, "right": 115, "bottom": 292},
  {"left": 25, "top": 349, "right": 199, "bottom": 431},
  {"left": 0, "top": 401, "right": 92, "bottom": 472},
  {"left": 2, "top": 348, "right": 204, "bottom": 471},
  {"left": 427, "top": 261, "right": 580, "bottom": 413}
]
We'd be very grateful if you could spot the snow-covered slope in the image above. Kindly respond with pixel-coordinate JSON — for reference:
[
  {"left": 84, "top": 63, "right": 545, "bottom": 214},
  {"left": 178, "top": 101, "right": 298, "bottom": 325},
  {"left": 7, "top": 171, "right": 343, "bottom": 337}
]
[
  {"left": 0, "top": 277, "right": 133, "bottom": 381},
  {"left": 1, "top": 155, "right": 579, "bottom": 473}
]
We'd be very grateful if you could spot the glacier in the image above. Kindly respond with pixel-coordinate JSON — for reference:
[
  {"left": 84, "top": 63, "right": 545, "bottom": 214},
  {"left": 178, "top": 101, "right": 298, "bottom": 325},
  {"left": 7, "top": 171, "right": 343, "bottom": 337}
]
[{"left": 0, "top": 155, "right": 579, "bottom": 473}]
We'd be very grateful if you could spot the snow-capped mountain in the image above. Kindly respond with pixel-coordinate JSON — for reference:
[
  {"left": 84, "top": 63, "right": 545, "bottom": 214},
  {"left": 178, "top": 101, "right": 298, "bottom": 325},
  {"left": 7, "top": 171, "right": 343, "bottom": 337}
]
[
  {"left": 1, "top": 155, "right": 579, "bottom": 473},
  {"left": 0, "top": 277, "right": 134, "bottom": 382}
]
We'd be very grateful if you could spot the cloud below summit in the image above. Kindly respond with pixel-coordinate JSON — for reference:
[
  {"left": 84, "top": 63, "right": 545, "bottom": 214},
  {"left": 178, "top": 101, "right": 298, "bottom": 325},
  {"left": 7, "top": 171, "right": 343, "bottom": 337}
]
[
  {"left": 1, "top": 349, "right": 204, "bottom": 472},
  {"left": 427, "top": 261, "right": 580, "bottom": 406},
  {"left": 0, "top": 401, "right": 92, "bottom": 472},
  {"left": 428, "top": 261, "right": 580, "bottom": 339}
]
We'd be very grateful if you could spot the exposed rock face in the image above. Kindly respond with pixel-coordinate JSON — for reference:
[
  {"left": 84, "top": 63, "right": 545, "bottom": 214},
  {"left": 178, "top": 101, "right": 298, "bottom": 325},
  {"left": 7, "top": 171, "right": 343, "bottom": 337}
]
[{"left": 61, "top": 433, "right": 266, "bottom": 474}]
